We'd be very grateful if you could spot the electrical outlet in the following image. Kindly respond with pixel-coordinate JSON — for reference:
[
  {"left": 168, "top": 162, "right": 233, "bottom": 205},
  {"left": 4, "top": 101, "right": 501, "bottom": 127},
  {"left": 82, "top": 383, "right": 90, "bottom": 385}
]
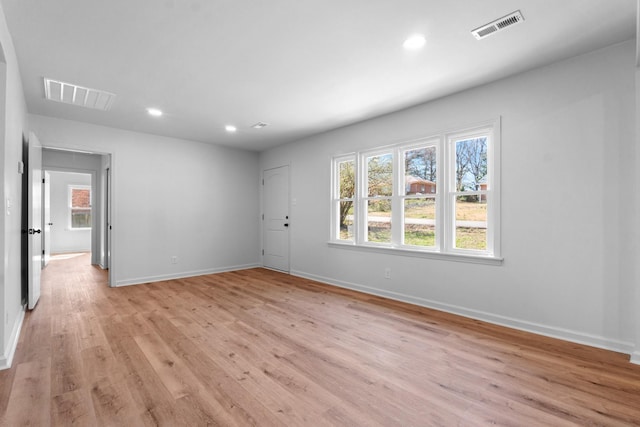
[
  {"left": 384, "top": 267, "right": 391, "bottom": 279},
  {"left": 171, "top": 256, "right": 178, "bottom": 264}
]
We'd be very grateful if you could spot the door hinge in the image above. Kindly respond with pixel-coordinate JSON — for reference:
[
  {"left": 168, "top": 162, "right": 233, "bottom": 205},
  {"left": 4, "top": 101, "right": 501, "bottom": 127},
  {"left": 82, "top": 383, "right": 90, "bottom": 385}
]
[
  {"left": 42, "top": 250, "right": 45, "bottom": 255},
  {"left": 262, "top": 179, "right": 264, "bottom": 185},
  {"left": 262, "top": 249, "right": 264, "bottom": 256},
  {"left": 261, "top": 214, "right": 264, "bottom": 220},
  {"left": 42, "top": 178, "right": 45, "bottom": 184}
]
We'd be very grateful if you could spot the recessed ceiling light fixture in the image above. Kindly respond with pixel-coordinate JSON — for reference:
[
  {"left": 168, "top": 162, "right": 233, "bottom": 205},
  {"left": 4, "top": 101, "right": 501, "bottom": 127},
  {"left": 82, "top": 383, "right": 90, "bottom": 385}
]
[
  {"left": 403, "top": 34, "right": 426, "bottom": 50},
  {"left": 147, "top": 108, "right": 163, "bottom": 117},
  {"left": 225, "top": 125, "right": 237, "bottom": 133}
]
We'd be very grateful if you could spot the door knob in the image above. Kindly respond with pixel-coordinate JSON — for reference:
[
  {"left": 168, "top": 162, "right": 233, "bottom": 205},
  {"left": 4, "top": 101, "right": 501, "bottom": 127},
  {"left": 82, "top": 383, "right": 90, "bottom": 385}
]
[
  {"left": 28, "top": 228, "right": 41, "bottom": 234},
  {"left": 284, "top": 223, "right": 289, "bottom": 227}
]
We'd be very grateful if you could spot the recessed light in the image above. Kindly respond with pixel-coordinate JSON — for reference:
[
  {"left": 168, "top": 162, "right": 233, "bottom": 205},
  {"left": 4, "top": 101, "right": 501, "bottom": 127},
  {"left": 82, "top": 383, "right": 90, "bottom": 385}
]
[
  {"left": 225, "top": 125, "right": 237, "bottom": 133},
  {"left": 147, "top": 108, "right": 162, "bottom": 117},
  {"left": 403, "top": 34, "right": 426, "bottom": 50}
]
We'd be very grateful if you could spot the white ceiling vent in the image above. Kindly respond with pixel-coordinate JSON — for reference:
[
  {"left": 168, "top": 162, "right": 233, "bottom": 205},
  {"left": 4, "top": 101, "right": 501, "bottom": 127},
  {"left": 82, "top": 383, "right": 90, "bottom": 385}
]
[
  {"left": 471, "top": 10, "right": 524, "bottom": 40},
  {"left": 44, "top": 78, "right": 116, "bottom": 111}
]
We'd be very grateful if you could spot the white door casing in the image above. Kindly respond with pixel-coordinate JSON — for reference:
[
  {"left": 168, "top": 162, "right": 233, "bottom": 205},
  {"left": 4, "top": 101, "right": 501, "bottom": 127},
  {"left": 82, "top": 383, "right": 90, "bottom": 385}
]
[
  {"left": 106, "top": 166, "right": 111, "bottom": 270},
  {"left": 28, "top": 132, "right": 43, "bottom": 310},
  {"left": 263, "top": 166, "right": 289, "bottom": 272},
  {"left": 43, "top": 170, "right": 51, "bottom": 267}
]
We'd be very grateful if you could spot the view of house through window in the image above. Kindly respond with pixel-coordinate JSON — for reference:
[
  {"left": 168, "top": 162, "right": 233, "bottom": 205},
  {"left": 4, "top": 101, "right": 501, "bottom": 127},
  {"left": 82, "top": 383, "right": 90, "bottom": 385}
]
[
  {"left": 403, "top": 143, "right": 437, "bottom": 248},
  {"left": 330, "top": 119, "right": 500, "bottom": 259},
  {"left": 70, "top": 185, "right": 91, "bottom": 229}
]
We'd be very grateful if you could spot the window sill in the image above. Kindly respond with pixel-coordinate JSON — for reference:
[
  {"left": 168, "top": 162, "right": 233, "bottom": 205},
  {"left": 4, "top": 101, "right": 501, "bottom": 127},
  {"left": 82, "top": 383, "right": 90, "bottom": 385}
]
[{"left": 328, "top": 241, "right": 503, "bottom": 266}]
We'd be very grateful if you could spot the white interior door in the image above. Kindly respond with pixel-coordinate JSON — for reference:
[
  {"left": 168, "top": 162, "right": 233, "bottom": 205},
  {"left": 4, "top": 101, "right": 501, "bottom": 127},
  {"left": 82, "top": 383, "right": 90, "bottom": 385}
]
[
  {"left": 263, "top": 165, "right": 289, "bottom": 272},
  {"left": 43, "top": 170, "right": 51, "bottom": 267},
  {"left": 28, "top": 132, "right": 43, "bottom": 310}
]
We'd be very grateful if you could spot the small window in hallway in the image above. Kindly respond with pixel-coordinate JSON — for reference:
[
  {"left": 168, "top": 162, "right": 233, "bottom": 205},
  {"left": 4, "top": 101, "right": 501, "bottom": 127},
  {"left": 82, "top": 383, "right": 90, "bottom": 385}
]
[{"left": 69, "top": 185, "right": 91, "bottom": 229}]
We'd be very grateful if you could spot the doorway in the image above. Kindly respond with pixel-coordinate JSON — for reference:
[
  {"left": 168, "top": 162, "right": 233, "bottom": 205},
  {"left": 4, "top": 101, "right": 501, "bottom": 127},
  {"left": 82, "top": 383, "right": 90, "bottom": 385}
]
[{"left": 40, "top": 148, "right": 112, "bottom": 287}]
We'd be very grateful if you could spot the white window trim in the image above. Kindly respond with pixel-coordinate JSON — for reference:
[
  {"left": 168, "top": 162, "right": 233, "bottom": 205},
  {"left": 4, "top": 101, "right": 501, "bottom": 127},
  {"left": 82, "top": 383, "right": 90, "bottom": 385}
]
[
  {"left": 69, "top": 184, "right": 92, "bottom": 230},
  {"left": 329, "top": 118, "right": 502, "bottom": 265}
]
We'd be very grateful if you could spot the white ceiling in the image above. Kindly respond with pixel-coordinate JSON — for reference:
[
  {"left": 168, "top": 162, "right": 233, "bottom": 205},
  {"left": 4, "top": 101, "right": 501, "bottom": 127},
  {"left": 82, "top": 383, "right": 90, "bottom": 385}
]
[{"left": 2, "top": 0, "right": 636, "bottom": 151}]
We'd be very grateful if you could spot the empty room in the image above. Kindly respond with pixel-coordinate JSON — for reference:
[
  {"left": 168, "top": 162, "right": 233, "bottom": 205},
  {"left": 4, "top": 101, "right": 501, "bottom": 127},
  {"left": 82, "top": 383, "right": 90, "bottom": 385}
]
[{"left": 1, "top": 0, "right": 640, "bottom": 425}]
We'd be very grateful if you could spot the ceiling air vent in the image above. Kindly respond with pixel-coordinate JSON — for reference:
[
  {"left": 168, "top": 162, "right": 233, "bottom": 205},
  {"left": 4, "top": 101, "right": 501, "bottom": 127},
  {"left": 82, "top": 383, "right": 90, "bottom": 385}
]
[
  {"left": 251, "top": 122, "right": 268, "bottom": 129},
  {"left": 471, "top": 10, "right": 524, "bottom": 40},
  {"left": 44, "top": 78, "right": 116, "bottom": 111}
]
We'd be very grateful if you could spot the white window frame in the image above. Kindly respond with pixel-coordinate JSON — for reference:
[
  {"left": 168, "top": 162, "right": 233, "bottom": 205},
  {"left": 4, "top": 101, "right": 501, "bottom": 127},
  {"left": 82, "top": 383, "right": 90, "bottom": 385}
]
[
  {"left": 69, "top": 185, "right": 92, "bottom": 230},
  {"left": 329, "top": 118, "right": 501, "bottom": 264},
  {"left": 330, "top": 154, "right": 356, "bottom": 242},
  {"left": 445, "top": 126, "right": 498, "bottom": 256}
]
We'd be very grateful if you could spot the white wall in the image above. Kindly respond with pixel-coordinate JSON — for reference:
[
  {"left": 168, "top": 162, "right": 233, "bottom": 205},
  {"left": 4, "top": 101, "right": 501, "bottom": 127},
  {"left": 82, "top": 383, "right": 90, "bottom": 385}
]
[
  {"left": 260, "top": 40, "right": 637, "bottom": 356},
  {"left": 47, "top": 171, "right": 91, "bottom": 254},
  {"left": 0, "top": 1, "right": 28, "bottom": 368},
  {"left": 29, "top": 115, "right": 261, "bottom": 287}
]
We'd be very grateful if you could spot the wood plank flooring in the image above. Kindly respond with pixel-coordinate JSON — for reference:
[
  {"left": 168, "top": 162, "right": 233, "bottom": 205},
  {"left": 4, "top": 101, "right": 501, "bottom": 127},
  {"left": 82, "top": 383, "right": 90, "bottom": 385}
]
[{"left": 1, "top": 252, "right": 640, "bottom": 426}]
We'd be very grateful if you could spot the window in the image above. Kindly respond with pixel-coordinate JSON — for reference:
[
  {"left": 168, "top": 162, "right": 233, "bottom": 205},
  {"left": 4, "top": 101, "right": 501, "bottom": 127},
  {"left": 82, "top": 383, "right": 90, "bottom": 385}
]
[
  {"left": 450, "top": 133, "right": 489, "bottom": 252},
  {"left": 365, "top": 151, "right": 393, "bottom": 244},
  {"left": 69, "top": 185, "right": 91, "bottom": 229},
  {"left": 330, "top": 119, "right": 500, "bottom": 261},
  {"left": 403, "top": 142, "right": 438, "bottom": 248},
  {"left": 333, "top": 155, "right": 355, "bottom": 241}
]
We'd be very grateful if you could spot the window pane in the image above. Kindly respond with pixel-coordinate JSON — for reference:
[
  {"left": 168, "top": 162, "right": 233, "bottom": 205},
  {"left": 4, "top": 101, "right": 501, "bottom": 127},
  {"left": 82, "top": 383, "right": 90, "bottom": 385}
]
[
  {"left": 455, "top": 195, "right": 487, "bottom": 250},
  {"left": 72, "top": 210, "right": 91, "bottom": 228},
  {"left": 367, "top": 199, "right": 391, "bottom": 243},
  {"left": 338, "top": 201, "right": 354, "bottom": 241},
  {"left": 404, "top": 146, "right": 436, "bottom": 195},
  {"left": 71, "top": 188, "right": 91, "bottom": 208},
  {"left": 455, "top": 137, "right": 487, "bottom": 192},
  {"left": 367, "top": 154, "right": 392, "bottom": 197},
  {"left": 404, "top": 198, "right": 435, "bottom": 247},
  {"left": 338, "top": 160, "right": 355, "bottom": 199}
]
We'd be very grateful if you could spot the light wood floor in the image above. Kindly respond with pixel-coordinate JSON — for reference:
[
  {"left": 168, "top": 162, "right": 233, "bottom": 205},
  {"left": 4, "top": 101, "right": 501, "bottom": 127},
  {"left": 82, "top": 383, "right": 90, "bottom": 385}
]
[{"left": 1, "top": 253, "right": 640, "bottom": 426}]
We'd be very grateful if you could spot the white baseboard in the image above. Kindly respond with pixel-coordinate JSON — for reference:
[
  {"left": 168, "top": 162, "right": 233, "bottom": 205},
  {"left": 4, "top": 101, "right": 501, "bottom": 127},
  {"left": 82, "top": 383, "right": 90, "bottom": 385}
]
[
  {"left": 115, "top": 263, "right": 261, "bottom": 287},
  {"left": 291, "top": 270, "right": 635, "bottom": 358},
  {"left": 0, "top": 306, "right": 26, "bottom": 370},
  {"left": 631, "top": 351, "right": 640, "bottom": 365}
]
